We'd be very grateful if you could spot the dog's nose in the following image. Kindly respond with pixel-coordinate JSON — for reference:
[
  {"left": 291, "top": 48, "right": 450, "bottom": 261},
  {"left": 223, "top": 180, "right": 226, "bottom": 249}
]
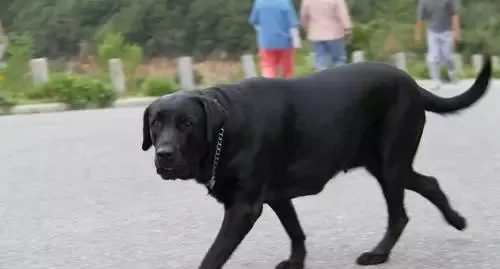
[{"left": 156, "top": 146, "right": 174, "bottom": 161}]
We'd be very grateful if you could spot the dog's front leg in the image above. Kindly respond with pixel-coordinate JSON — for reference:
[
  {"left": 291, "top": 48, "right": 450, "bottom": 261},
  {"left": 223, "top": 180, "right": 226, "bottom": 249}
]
[{"left": 198, "top": 202, "right": 263, "bottom": 269}]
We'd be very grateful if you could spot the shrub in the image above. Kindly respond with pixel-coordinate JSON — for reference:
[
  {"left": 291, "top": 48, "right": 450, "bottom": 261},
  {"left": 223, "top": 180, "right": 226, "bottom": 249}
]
[
  {"left": 140, "top": 77, "right": 179, "bottom": 96},
  {"left": 96, "top": 30, "right": 143, "bottom": 92},
  {"left": 97, "top": 31, "right": 142, "bottom": 72},
  {"left": 1, "top": 32, "right": 34, "bottom": 95},
  {"left": 295, "top": 63, "right": 315, "bottom": 77},
  {"left": 406, "top": 61, "right": 429, "bottom": 79},
  {"left": 40, "top": 73, "right": 118, "bottom": 109},
  {"left": 492, "top": 69, "right": 500, "bottom": 78},
  {"left": 462, "top": 67, "right": 478, "bottom": 79},
  {"left": 0, "top": 91, "right": 16, "bottom": 113},
  {"left": 294, "top": 48, "right": 316, "bottom": 77},
  {"left": 22, "top": 81, "right": 53, "bottom": 101}
]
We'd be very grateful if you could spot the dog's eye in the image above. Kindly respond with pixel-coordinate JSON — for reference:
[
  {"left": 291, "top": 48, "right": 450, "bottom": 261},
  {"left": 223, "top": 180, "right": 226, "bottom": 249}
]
[
  {"left": 151, "top": 120, "right": 161, "bottom": 128},
  {"left": 180, "top": 119, "right": 194, "bottom": 128}
]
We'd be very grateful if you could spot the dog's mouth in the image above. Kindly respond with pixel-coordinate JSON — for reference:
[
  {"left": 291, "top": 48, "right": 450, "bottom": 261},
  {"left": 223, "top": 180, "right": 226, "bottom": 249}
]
[
  {"left": 157, "top": 167, "right": 177, "bottom": 180},
  {"left": 156, "top": 166, "right": 190, "bottom": 180}
]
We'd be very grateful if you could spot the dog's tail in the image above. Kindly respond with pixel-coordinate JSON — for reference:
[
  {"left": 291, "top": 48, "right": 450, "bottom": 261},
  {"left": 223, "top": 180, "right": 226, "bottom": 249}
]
[{"left": 420, "top": 54, "right": 492, "bottom": 114}]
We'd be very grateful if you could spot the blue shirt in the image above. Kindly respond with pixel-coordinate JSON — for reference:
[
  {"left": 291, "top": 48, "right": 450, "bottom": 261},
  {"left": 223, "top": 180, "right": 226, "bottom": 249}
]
[{"left": 249, "top": 0, "right": 300, "bottom": 50}]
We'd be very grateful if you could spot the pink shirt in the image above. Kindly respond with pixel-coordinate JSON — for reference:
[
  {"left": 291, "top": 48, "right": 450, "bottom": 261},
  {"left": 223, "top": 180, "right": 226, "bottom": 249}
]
[{"left": 300, "top": 0, "right": 352, "bottom": 41}]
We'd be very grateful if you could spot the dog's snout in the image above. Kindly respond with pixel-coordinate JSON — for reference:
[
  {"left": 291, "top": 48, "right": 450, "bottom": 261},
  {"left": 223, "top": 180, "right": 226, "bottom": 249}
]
[{"left": 156, "top": 145, "right": 175, "bottom": 161}]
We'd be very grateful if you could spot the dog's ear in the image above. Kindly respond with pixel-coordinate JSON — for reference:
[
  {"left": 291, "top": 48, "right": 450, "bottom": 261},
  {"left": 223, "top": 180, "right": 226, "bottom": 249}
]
[
  {"left": 195, "top": 95, "right": 228, "bottom": 143},
  {"left": 141, "top": 105, "right": 153, "bottom": 151}
]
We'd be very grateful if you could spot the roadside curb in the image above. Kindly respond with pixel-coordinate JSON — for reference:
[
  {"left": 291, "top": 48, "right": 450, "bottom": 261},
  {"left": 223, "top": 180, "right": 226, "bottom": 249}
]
[
  {"left": 1, "top": 79, "right": 498, "bottom": 116},
  {"left": 113, "top": 97, "right": 157, "bottom": 108},
  {"left": 3, "top": 97, "right": 157, "bottom": 115}
]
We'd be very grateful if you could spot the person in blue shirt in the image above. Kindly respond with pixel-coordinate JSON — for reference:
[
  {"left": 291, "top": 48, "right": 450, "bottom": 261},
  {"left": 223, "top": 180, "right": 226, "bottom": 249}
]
[{"left": 250, "top": 0, "right": 301, "bottom": 78}]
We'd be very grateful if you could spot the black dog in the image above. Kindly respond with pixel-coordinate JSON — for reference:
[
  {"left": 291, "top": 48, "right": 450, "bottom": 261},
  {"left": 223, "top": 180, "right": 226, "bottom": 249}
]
[{"left": 141, "top": 56, "right": 492, "bottom": 269}]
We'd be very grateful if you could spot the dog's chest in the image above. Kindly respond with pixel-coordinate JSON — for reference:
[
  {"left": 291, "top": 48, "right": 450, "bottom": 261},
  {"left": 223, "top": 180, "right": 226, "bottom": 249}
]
[{"left": 207, "top": 178, "right": 238, "bottom": 206}]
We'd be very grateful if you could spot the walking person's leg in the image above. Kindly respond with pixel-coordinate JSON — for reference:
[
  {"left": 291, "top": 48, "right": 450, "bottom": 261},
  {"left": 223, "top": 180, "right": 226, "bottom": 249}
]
[
  {"left": 328, "top": 38, "right": 347, "bottom": 67},
  {"left": 280, "top": 47, "right": 295, "bottom": 78},
  {"left": 426, "top": 30, "right": 443, "bottom": 90},
  {"left": 312, "top": 41, "right": 330, "bottom": 71},
  {"left": 275, "top": 49, "right": 284, "bottom": 78},
  {"left": 259, "top": 49, "right": 279, "bottom": 78},
  {"left": 439, "top": 31, "right": 458, "bottom": 83}
]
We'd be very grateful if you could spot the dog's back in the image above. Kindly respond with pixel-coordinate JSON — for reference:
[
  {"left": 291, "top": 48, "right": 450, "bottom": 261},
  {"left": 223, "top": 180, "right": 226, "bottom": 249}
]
[
  {"left": 203, "top": 63, "right": 419, "bottom": 198},
  {"left": 203, "top": 59, "right": 490, "bottom": 199}
]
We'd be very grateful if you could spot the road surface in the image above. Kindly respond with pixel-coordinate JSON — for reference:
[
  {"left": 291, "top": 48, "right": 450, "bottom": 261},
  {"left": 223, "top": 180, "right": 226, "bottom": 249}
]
[{"left": 1, "top": 81, "right": 500, "bottom": 269}]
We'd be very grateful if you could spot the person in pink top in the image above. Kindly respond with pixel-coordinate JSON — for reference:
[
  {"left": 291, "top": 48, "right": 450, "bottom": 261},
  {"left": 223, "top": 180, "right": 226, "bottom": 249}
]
[{"left": 300, "top": 0, "right": 352, "bottom": 70}]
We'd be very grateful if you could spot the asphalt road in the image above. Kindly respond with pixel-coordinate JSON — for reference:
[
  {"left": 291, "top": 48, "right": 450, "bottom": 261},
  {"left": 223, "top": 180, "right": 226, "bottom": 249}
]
[{"left": 1, "top": 81, "right": 500, "bottom": 269}]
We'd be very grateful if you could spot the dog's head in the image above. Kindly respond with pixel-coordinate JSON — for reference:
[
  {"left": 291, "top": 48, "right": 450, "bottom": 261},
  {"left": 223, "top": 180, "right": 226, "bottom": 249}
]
[{"left": 141, "top": 90, "right": 228, "bottom": 180}]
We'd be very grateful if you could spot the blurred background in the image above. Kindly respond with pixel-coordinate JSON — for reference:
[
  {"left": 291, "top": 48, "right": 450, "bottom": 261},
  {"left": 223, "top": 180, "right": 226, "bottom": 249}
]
[{"left": 0, "top": 0, "right": 499, "bottom": 111}]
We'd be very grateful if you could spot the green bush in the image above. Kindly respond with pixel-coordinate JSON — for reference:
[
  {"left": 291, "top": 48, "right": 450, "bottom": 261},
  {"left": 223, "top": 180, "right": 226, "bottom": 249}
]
[
  {"left": 294, "top": 47, "right": 316, "bottom": 77},
  {"left": 0, "top": 91, "right": 17, "bottom": 113},
  {"left": 492, "top": 69, "right": 500, "bottom": 78},
  {"left": 1, "top": 32, "right": 35, "bottom": 95},
  {"left": 295, "top": 63, "right": 315, "bottom": 77},
  {"left": 140, "top": 77, "right": 179, "bottom": 96},
  {"left": 96, "top": 30, "right": 143, "bottom": 93},
  {"left": 39, "top": 73, "right": 118, "bottom": 109},
  {"left": 462, "top": 67, "right": 478, "bottom": 79},
  {"left": 97, "top": 31, "right": 143, "bottom": 73},
  {"left": 406, "top": 61, "right": 429, "bottom": 79}
]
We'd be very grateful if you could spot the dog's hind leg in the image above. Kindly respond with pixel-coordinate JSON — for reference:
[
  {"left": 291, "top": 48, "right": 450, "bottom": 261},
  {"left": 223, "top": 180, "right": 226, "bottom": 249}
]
[
  {"left": 268, "top": 200, "right": 307, "bottom": 269},
  {"left": 356, "top": 100, "right": 425, "bottom": 266},
  {"left": 406, "top": 171, "right": 467, "bottom": 230},
  {"left": 358, "top": 159, "right": 409, "bottom": 266}
]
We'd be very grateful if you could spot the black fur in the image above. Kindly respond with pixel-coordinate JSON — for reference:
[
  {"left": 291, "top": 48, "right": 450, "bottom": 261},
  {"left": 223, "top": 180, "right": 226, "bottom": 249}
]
[{"left": 141, "top": 55, "right": 492, "bottom": 269}]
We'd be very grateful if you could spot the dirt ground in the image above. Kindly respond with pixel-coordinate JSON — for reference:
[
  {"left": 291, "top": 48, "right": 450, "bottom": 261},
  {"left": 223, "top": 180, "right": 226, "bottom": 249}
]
[{"left": 71, "top": 56, "right": 246, "bottom": 84}]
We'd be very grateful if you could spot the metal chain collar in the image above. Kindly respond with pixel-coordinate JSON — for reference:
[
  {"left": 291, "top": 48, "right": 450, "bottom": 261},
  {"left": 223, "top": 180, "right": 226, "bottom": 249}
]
[{"left": 206, "top": 127, "right": 224, "bottom": 191}]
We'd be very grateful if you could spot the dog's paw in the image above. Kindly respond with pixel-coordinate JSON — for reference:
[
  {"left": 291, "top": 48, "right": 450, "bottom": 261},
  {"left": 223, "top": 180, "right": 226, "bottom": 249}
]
[
  {"left": 447, "top": 211, "right": 467, "bottom": 231},
  {"left": 275, "top": 259, "right": 304, "bottom": 269},
  {"left": 356, "top": 252, "right": 389, "bottom": 266}
]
